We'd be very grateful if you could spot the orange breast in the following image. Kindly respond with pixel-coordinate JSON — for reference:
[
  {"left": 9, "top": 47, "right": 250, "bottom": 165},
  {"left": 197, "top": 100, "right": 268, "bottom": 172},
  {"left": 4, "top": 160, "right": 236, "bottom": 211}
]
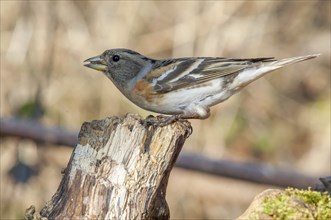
[{"left": 133, "top": 80, "right": 156, "bottom": 103}]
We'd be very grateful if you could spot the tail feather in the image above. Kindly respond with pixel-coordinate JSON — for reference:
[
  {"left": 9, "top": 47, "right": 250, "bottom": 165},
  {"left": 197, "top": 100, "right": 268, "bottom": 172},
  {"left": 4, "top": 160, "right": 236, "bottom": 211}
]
[
  {"left": 269, "top": 54, "right": 320, "bottom": 67},
  {"left": 229, "top": 54, "right": 320, "bottom": 91}
]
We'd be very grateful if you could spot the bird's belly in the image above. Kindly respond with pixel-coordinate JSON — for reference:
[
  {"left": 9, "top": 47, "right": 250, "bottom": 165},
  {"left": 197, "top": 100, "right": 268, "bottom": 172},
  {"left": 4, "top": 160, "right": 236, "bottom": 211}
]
[{"left": 147, "top": 78, "right": 227, "bottom": 114}]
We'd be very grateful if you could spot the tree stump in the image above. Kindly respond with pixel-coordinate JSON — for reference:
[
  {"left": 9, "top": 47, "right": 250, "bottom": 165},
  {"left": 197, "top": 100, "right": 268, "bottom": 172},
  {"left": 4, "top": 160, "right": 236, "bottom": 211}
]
[{"left": 28, "top": 114, "right": 192, "bottom": 220}]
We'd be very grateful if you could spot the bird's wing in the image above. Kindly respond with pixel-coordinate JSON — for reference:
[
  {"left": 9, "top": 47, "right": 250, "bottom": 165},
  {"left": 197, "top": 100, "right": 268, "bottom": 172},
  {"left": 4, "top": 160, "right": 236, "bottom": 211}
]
[{"left": 146, "top": 57, "right": 275, "bottom": 93}]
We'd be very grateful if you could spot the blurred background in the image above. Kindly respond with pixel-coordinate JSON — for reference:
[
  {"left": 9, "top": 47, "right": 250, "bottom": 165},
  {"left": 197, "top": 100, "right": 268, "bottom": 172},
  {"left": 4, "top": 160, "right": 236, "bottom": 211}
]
[{"left": 1, "top": 1, "right": 330, "bottom": 219}]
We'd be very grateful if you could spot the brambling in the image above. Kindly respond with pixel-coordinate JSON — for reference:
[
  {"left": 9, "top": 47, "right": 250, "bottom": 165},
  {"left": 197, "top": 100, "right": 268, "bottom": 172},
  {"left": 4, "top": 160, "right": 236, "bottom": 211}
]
[{"left": 84, "top": 49, "right": 318, "bottom": 124}]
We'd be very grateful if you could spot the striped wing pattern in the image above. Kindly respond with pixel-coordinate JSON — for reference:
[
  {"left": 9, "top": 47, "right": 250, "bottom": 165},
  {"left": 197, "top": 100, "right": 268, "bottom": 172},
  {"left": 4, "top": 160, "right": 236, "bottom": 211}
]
[{"left": 148, "top": 57, "right": 275, "bottom": 93}]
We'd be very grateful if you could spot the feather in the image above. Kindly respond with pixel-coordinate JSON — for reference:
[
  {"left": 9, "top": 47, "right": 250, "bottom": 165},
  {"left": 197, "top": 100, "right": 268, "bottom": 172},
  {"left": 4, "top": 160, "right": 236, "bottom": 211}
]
[{"left": 149, "top": 57, "right": 275, "bottom": 93}]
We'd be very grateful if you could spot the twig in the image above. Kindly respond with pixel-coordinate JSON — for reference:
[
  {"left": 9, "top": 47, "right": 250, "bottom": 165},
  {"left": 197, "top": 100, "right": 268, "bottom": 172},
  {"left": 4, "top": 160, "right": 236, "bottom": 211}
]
[
  {"left": 0, "top": 117, "right": 77, "bottom": 146},
  {"left": 176, "top": 154, "right": 318, "bottom": 188},
  {"left": 0, "top": 117, "right": 320, "bottom": 188}
]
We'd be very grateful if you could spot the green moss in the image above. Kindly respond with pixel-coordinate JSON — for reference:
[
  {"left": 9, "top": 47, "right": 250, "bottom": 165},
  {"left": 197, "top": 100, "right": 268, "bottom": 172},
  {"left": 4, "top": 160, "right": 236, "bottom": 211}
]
[{"left": 250, "top": 188, "right": 331, "bottom": 220}]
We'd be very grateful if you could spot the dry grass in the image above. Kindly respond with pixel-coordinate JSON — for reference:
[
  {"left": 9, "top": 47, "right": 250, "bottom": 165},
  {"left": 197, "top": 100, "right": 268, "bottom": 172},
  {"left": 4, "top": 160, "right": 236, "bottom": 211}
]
[{"left": 1, "top": 1, "right": 330, "bottom": 219}]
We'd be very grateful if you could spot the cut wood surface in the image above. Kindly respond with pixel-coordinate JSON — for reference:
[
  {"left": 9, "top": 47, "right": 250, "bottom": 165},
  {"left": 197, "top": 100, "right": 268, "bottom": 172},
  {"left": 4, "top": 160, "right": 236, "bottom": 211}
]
[{"left": 30, "top": 114, "right": 192, "bottom": 220}]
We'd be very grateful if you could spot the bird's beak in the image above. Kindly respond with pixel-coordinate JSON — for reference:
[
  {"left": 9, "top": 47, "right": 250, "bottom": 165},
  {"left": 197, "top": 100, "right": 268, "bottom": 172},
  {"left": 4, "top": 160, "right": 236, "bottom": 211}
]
[{"left": 84, "top": 55, "right": 108, "bottom": 72}]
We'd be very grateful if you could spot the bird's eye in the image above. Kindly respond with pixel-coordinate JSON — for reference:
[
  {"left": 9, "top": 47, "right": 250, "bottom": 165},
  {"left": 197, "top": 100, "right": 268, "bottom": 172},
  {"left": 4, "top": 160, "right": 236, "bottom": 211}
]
[{"left": 112, "top": 55, "right": 120, "bottom": 62}]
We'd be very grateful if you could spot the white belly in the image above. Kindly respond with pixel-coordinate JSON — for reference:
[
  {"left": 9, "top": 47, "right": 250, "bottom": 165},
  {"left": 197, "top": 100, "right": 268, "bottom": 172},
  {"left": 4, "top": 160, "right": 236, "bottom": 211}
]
[{"left": 152, "top": 78, "right": 230, "bottom": 114}]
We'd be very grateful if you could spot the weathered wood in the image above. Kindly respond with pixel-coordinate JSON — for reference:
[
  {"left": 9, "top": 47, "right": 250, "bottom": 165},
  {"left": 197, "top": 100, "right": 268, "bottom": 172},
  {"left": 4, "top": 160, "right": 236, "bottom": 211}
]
[{"left": 34, "top": 114, "right": 192, "bottom": 219}]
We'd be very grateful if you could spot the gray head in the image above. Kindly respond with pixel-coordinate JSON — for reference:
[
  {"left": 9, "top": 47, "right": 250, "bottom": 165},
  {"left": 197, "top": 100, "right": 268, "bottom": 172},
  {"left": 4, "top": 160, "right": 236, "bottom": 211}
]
[{"left": 84, "top": 48, "right": 153, "bottom": 89}]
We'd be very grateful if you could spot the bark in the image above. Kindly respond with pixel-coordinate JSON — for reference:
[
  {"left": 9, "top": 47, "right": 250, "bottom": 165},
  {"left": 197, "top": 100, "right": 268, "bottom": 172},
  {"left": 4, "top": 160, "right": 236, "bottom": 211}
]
[{"left": 33, "top": 114, "right": 192, "bottom": 220}]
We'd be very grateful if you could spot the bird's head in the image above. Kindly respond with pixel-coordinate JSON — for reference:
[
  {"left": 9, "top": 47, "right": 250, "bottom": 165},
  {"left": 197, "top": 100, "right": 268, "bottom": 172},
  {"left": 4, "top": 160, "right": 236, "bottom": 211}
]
[{"left": 84, "top": 48, "right": 152, "bottom": 88}]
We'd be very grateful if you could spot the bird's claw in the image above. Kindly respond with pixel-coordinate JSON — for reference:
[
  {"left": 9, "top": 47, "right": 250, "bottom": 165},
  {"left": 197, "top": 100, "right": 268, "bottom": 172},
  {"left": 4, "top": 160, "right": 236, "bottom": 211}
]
[{"left": 143, "top": 115, "right": 182, "bottom": 127}]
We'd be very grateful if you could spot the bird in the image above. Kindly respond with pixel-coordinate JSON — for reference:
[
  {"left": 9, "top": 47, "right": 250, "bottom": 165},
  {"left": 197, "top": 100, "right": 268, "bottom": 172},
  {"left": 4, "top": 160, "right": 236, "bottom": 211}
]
[{"left": 84, "top": 49, "right": 319, "bottom": 124}]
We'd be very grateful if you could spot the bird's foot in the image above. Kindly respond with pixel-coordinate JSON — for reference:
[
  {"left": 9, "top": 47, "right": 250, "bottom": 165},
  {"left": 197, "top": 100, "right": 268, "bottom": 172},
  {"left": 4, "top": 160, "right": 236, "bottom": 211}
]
[{"left": 143, "top": 114, "right": 183, "bottom": 127}]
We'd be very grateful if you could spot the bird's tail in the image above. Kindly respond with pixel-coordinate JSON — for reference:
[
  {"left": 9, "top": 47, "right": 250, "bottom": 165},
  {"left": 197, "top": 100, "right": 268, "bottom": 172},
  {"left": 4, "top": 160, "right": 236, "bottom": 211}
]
[
  {"left": 267, "top": 54, "right": 320, "bottom": 68},
  {"left": 229, "top": 54, "right": 320, "bottom": 91}
]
